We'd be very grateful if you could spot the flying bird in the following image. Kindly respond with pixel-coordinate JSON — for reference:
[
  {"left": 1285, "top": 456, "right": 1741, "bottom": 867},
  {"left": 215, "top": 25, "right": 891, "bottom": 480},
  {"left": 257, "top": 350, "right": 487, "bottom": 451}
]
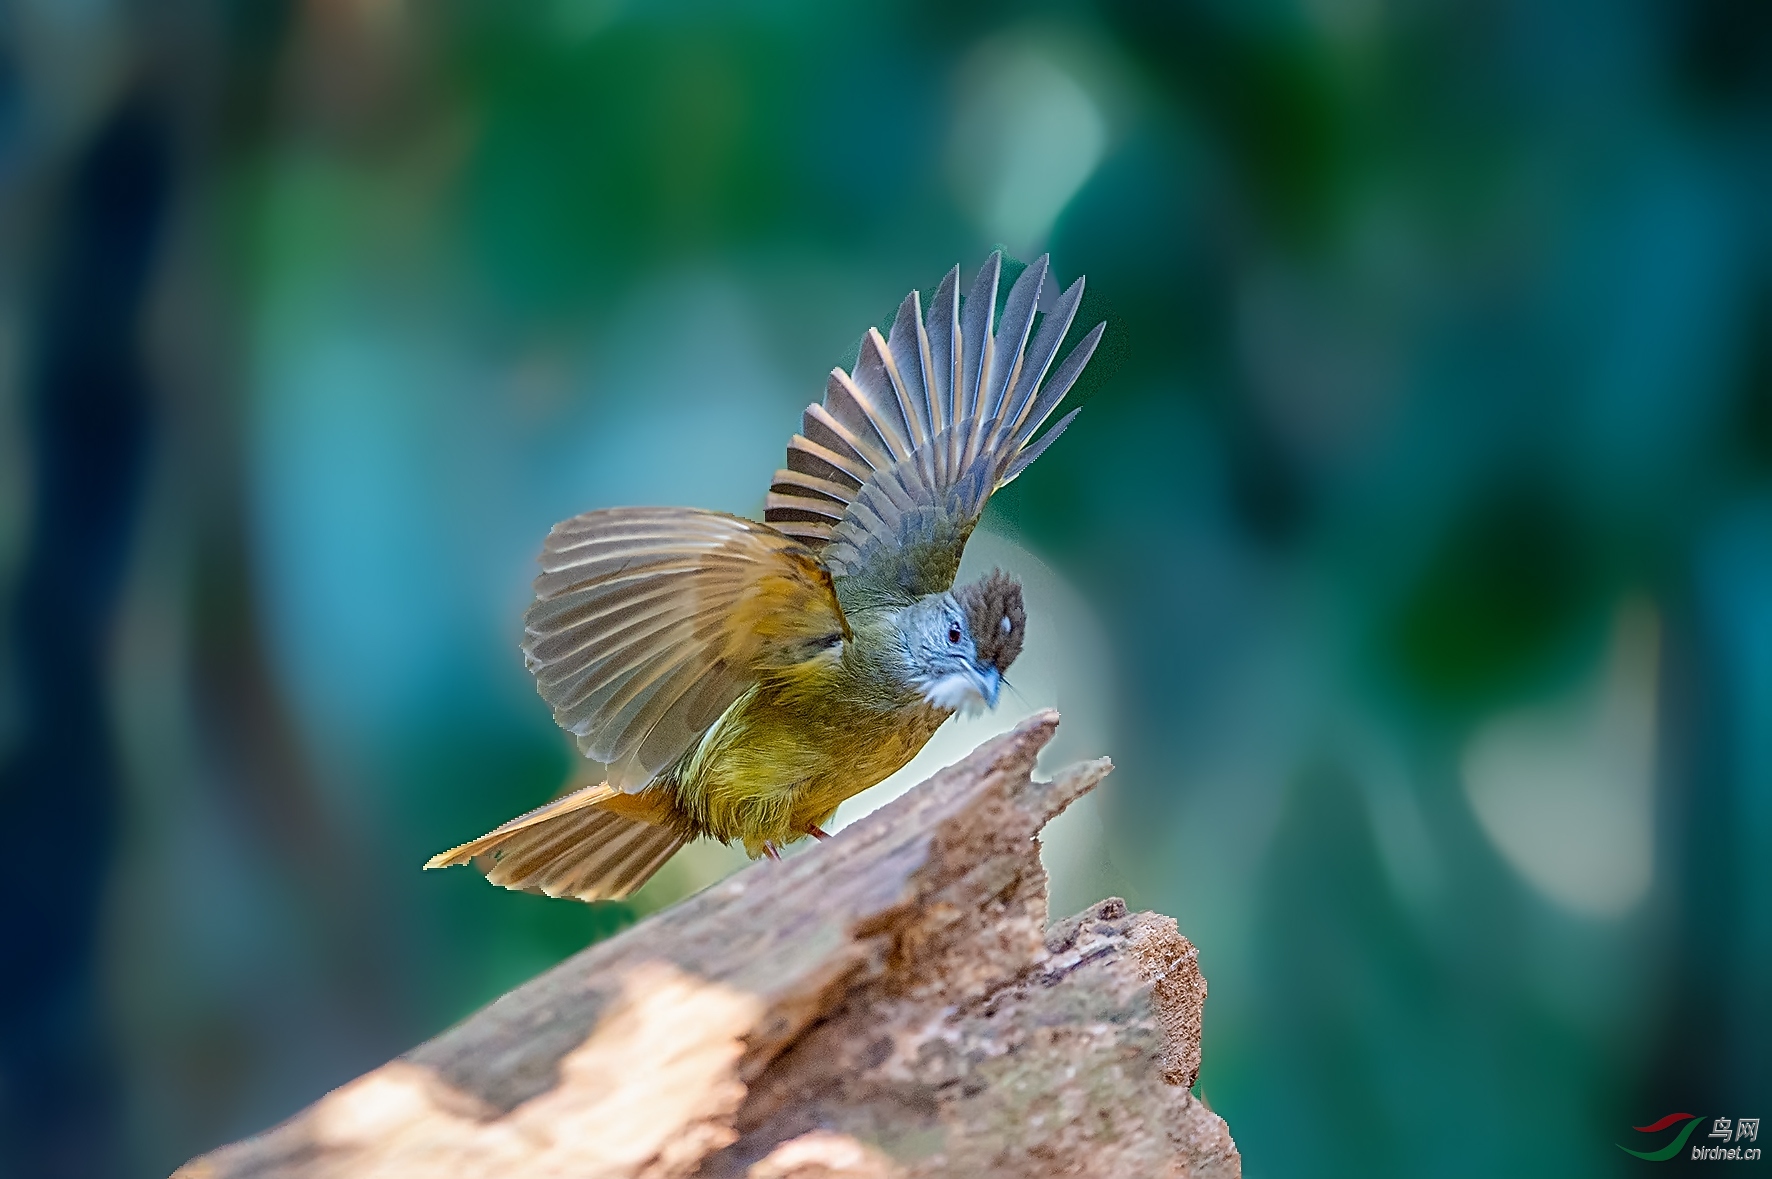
[{"left": 426, "top": 252, "right": 1105, "bottom": 901}]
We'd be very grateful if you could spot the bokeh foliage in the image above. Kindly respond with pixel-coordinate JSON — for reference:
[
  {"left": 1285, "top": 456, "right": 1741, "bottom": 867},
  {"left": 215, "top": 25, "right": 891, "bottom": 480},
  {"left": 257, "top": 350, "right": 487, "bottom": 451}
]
[{"left": 1, "top": 0, "right": 1768, "bottom": 1176}]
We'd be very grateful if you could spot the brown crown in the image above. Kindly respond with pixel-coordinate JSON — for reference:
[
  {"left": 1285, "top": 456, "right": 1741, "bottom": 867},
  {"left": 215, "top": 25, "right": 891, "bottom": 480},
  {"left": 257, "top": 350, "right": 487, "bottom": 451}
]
[{"left": 957, "top": 569, "right": 1026, "bottom": 673}]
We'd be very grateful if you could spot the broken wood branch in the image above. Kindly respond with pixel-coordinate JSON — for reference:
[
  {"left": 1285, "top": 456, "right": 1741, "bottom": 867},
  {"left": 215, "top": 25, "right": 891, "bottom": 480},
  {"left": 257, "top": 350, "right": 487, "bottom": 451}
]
[{"left": 176, "top": 710, "right": 1240, "bottom": 1179}]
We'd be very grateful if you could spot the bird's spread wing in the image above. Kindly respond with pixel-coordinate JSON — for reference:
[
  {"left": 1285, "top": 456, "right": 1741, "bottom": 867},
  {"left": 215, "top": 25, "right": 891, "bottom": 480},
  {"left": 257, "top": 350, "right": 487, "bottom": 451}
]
[
  {"left": 522, "top": 507, "right": 850, "bottom": 789},
  {"left": 764, "top": 252, "right": 1103, "bottom": 602}
]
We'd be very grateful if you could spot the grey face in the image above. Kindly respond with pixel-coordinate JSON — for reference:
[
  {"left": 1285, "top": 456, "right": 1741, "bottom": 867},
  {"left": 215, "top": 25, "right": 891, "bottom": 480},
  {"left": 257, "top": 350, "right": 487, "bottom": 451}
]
[{"left": 897, "top": 574, "right": 1025, "bottom": 713}]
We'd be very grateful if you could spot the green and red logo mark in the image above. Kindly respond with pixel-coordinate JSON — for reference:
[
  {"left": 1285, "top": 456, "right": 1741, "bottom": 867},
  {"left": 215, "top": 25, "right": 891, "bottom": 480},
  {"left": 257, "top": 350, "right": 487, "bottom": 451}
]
[
  {"left": 1621, "top": 1113, "right": 1762, "bottom": 1162},
  {"left": 1620, "top": 1113, "right": 1706, "bottom": 1161}
]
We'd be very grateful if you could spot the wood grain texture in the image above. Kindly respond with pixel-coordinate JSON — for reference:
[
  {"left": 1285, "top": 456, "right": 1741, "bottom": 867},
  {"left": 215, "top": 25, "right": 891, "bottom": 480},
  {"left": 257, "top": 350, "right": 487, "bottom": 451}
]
[{"left": 175, "top": 711, "right": 1240, "bottom": 1179}]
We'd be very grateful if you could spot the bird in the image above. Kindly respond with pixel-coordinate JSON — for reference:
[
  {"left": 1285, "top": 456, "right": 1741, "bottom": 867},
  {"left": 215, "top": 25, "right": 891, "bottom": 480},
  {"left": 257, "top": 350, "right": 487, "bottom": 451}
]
[{"left": 425, "top": 251, "right": 1105, "bottom": 902}]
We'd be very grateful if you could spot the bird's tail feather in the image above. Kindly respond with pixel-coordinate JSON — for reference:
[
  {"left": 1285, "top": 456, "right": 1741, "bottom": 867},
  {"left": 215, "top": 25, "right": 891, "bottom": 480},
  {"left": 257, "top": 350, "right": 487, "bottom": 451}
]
[{"left": 425, "top": 781, "right": 686, "bottom": 902}]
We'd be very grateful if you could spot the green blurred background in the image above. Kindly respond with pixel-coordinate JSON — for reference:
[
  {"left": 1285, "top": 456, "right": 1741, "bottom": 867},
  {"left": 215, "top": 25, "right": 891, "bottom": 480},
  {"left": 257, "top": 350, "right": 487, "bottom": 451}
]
[{"left": 2, "top": 0, "right": 1768, "bottom": 1175}]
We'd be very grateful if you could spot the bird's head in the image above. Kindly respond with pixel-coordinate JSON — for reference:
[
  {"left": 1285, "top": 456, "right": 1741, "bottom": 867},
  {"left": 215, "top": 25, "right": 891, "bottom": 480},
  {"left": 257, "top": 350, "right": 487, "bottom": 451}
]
[{"left": 900, "top": 570, "right": 1026, "bottom": 714}]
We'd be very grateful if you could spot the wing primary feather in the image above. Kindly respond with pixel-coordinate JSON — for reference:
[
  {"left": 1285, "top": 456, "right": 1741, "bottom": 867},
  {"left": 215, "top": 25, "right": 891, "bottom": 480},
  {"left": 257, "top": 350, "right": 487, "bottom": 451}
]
[
  {"left": 961, "top": 252, "right": 1001, "bottom": 410},
  {"left": 541, "top": 544, "right": 766, "bottom": 593},
  {"left": 925, "top": 266, "right": 960, "bottom": 483},
  {"left": 544, "top": 503, "right": 744, "bottom": 535},
  {"left": 528, "top": 575, "right": 708, "bottom": 654},
  {"left": 533, "top": 555, "right": 733, "bottom": 614},
  {"left": 764, "top": 493, "right": 847, "bottom": 524},
  {"left": 769, "top": 469, "right": 856, "bottom": 505},
  {"left": 526, "top": 577, "right": 691, "bottom": 640},
  {"left": 957, "top": 251, "right": 1001, "bottom": 473},
  {"left": 826, "top": 367, "right": 911, "bottom": 462},
  {"left": 785, "top": 434, "right": 871, "bottom": 487},
  {"left": 537, "top": 542, "right": 779, "bottom": 593},
  {"left": 542, "top": 520, "right": 732, "bottom": 563},
  {"left": 530, "top": 623, "right": 681, "bottom": 688},
  {"left": 532, "top": 554, "right": 711, "bottom": 601},
  {"left": 855, "top": 329, "right": 918, "bottom": 456},
  {"left": 997, "top": 274, "right": 1084, "bottom": 451},
  {"left": 622, "top": 662, "right": 724, "bottom": 791},
  {"left": 580, "top": 637, "right": 728, "bottom": 766},
  {"left": 983, "top": 255, "right": 1048, "bottom": 450},
  {"left": 820, "top": 370, "right": 901, "bottom": 464},
  {"left": 1003, "top": 407, "right": 1081, "bottom": 484},
  {"left": 883, "top": 292, "right": 931, "bottom": 447},
  {"left": 538, "top": 639, "right": 670, "bottom": 725},
  {"left": 770, "top": 521, "right": 835, "bottom": 545},
  {"left": 802, "top": 407, "right": 880, "bottom": 474},
  {"left": 532, "top": 559, "right": 753, "bottom": 638},
  {"left": 805, "top": 403, "right": 890, "bottom": 475},
  {"left": 550, "top": 637, "right": 683, "bottom": 743},
  {"left": 1010, "top": 320, "right": 1104, "bottom": 451},
  {"left": 912, "top": 290, "right": 940, "bottom": 447}
]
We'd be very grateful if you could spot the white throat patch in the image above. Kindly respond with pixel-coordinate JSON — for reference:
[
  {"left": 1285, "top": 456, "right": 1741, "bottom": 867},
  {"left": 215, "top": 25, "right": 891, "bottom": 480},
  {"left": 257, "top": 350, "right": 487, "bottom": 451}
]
[{"left": 919, "top": 671, "right": 987, "bottom": 714}]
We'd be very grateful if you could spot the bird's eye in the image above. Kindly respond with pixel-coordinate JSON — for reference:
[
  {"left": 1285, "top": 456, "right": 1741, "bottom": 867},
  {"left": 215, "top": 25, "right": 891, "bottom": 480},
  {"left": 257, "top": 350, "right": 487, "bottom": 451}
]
[
  {"left": 1000, "top": 616, "right": 1012, "bottom": 634},
  {"left": 947, "top": 625, "right": 962, "bottom": 644}
]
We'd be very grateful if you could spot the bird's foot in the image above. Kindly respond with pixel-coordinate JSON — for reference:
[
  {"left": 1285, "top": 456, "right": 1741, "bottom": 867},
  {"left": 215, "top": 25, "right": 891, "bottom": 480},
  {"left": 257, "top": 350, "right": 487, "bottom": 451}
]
[
  {"left": 806, "top": 824, "right": 833, "bottom": 843},
  {"left": 762, "top": 842, "right": 783, "bottom": 862}
]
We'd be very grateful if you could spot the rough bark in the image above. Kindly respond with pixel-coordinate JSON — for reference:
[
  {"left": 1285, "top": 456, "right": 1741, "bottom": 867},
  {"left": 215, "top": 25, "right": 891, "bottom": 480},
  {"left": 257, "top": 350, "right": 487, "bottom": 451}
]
[{"left": 175, "top": 711, "right": 1240, "bottom": 1179}]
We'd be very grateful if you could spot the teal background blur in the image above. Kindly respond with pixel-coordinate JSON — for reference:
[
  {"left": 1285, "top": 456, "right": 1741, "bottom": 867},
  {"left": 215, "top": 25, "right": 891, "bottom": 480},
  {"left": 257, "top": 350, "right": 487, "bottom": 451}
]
[{"left": 2, "top": 1, "right": 1769, "bottom": 1176}]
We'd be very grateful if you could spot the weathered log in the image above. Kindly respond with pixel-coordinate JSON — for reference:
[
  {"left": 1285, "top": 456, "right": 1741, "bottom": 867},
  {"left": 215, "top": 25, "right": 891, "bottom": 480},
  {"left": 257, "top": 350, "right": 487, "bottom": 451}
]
[{"left": 176, "top": 711, "right": 1240, "bottom": 1179}]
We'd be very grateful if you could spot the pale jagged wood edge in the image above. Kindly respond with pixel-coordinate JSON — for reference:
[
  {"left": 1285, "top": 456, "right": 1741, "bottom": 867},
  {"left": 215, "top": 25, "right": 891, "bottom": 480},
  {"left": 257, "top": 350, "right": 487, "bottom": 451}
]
[{"left": 175, "top": 711, "right": 1240, "bottom": 1179}]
